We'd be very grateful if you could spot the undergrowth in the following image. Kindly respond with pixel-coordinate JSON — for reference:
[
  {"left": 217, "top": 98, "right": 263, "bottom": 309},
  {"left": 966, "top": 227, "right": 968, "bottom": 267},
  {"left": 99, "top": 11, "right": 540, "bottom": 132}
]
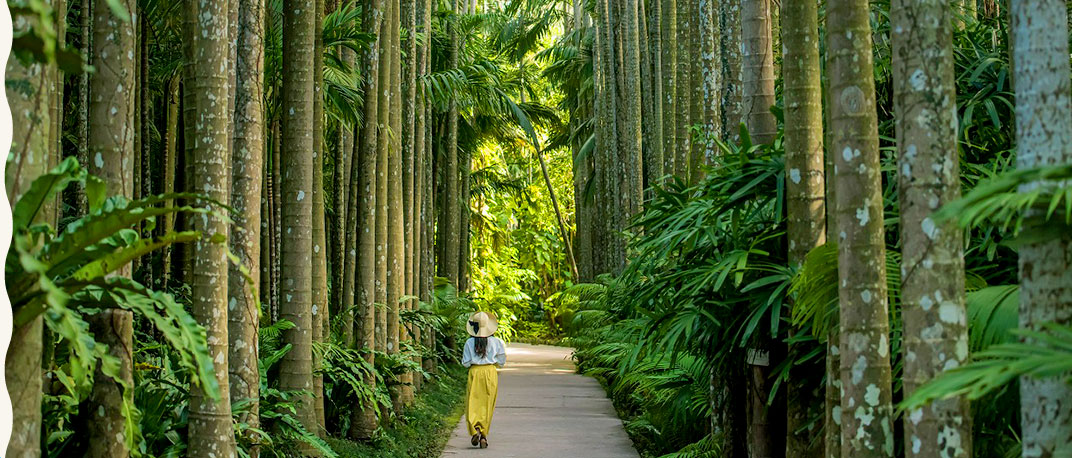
[{"left": 328, "top": 364, "right": 468, "bottom": 458}]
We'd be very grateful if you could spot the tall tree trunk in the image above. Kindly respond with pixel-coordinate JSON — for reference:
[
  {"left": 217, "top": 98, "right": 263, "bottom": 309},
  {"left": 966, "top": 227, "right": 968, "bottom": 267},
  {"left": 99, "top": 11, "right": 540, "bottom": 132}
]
[
  {"left": 386, "top": 0, "right": 408, "bottom": 413},
  {"left": 645, "top": 0, "right": 663, "bottom": 194},
  {"left": 673, "top": 0, "right": 690, "bottom": 178},
  {"left": 893, "top": 0, "right": 973, "bottom": 456},
  {"left": 278, "top": 0, "right": 319, "bottom": 439},
  {"left": 85, "top": 0, "right": 137, "bottom": 454},
  {"left": 420, "top": 0, "right": 436, "bottom": 369},
  {"left": 5, "top": 6, "right": 55, "bottom": 455},
  {"left": 782, "top": 0, "right": 826, "bottom": 456},
  {"left": 661, "top": 0, "right": 677, "bottom": 175},
  {"left": 698, "top": 0, "right": 721, "bottom": 165},
  {"left": 229, "top": 0, "right": 266, "bottom": 455},
  {"left": 458, "top": 144, "right": 471, "bottom": 291},
  {"left": 821, "top": 10, "right": 841, "bottom": 457},
  {"left": 348, "top": 0, "right": 386, "bottom": 438},
  {"left": 183, "top": 0, "right": 237, "bottom": 456},
  {"left": 686, "top": 0, "right": 704, "bottom": 184},
  {"left": 334, "top": 46, "right": 356, "bottom": 343},
  {"left": 439, "top": 0, "right": 461, "bottom": 287},
  {"left": 719, "top": 0, "right": 742, "bottom": 142},
  {"left": 161, "top": 75, "right": 180, "bottom": 287},
  {"left": 374, "top": 0, "right": 392, "bottom": 358},
  {"left": 311, "top": 0, "right": 329, "bottom": 436},
  {"left": 410, "top": 0, "right": 428, "bottom": 393},
  {"left": 401, "top": 0, "right": 419, "bottom": 403},
  {"left": 1009, "top": 0, "right": 1072, "bottom": 455},
  {"left": 828, "top": 0, "right": 895, "bottom": 455},
  {"left": 619, "top": 0, "right": 644, "bottom": 219},
  {"left": 740, "top": 1, "right": 781, "bottom": 454},
  {"left": 740, "top": 0, "right": 776, "bottom": 144},
  {"left": 272, "top": 118, "right": 282, "bottom": 321}
]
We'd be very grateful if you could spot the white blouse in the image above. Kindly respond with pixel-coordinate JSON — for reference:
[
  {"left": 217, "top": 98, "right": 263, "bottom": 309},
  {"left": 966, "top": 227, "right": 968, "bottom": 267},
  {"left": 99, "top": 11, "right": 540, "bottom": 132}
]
[{"left": 461, "top": 336, "right": 507, "bottom": 368}]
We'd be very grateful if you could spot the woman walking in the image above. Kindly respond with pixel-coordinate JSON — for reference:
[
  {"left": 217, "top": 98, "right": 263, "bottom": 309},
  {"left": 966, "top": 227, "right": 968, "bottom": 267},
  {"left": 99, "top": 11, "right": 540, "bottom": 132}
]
[{"left": 462, "top": 311, "right": 507, "bottom": 449}]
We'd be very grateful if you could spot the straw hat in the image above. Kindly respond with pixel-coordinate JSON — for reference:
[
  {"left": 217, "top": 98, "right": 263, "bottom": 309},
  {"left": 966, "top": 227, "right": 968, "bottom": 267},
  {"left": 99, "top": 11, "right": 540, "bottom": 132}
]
[{"left": 466, "top": 311, "right": 498, "bottom": 338}]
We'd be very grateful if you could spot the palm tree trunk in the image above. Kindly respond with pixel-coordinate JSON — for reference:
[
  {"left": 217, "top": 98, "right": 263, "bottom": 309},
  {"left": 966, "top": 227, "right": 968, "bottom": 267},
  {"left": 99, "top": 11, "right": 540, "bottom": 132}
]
[
  {"left": 386, "top": 0, "right": 408, "bottom": 414},
  {"left": 183, "top": 0, "right": 237, "bottom": 455},
  {"left": 1008, "top": 0, "right": 1072, "bottom": 455},
  {"left": 229, "top": 0, "right": 266, "bottom": 454},
  {"left": 85, "top": 0, "right": 137, "bottom": 453},
  {"left": 740, "top": 0, "right": 776, "bottom": 144},
  {"left": 311, "top": 0, "right": 329, "bottom": 436},
  {"left": 401, "top": 0, "right": 419, "bottom": 402},
  {"left": 719, "top": 0, "right": 741, "bottom": 142},
  {"left": 278, "top": 0, "right": 319, "bottom": 439},
  {"left": 439, "top": 0, "right": 461, "bottom": 287},
  {"left": 5, "top": 7, "right": 56, "bottom": 455},
  {"left": 828, "top": 0, "right": 895, "bottom": 454},
  {"left": 660, "top": 0, "right": 676, "bottom": 175},
  {"left": 374, "top": 0, "right": 392, "bottom": 358},
  {"left": 893, "top": 0, "right": 973, "bottom": 456},
  {"left": 673, "top": 0, "right": 690, "bottom": 178},
  {"left": 349, "top": 0, "right": 386, "bottom": 438},
  {"left": 782, "top": 0, "right": 826, "bottom": 455},
  {"left": 698, "top": 0, "right": 720, "bottom": 165}
]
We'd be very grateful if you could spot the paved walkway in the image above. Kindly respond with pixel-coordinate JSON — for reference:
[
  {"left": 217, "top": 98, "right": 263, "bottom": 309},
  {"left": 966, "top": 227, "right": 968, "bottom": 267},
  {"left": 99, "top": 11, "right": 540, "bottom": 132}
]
[{"left": 441, "top": 343, "right": 639, "bottom": 458}]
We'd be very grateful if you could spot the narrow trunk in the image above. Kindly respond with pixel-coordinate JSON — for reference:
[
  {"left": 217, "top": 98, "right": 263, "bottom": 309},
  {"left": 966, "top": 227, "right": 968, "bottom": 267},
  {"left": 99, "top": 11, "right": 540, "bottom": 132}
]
[
  {"left": 374, "top": 0, "right": 392, "bottom": 357},
  {"left": 673, "top": 0, "right": 691, "bottom": 177},
  {"left": 828, "top": 0, "right": 895, "bottom": 454},
  {"left": 740, "top": 0, "right": 777, "bottom": 144},
  {"left": 661, "top": 0, "right": 677, "bottom": 174},
  {"left": 1008, "top": 0, "right": 1072, "bottom": 455},
  {"left": 698, "top": 0, "right": 721, "bottom": 165},
  {"left": 311, "top": 0, "right": 329, "bottom": 435},
  {"left": 278, "top": 0, "right": 319, "bottom": 438},
  {"left": 821, "top": 11, "right": 841, "bottom": 457},
  {"left": 333, "top": 45, "right": 357, "bottom": 340},
  {"left": 348, "top": 0, "right": 386, "bottom": 438},
  {"left": 401, "top": 0, "right": 419, "bottom": 403},
  {"left": 439, "top": 0, "right": 461, "bottom": 286},
  {"left": 720, "top": 0, "right": 742, "bottom": 141},
  {"left": 782, "top": 0, "right": 826, "bottom": 455},
  {"left": 645, "top": 0, "right": 664, "bottom": 193},
  {"left": 386, "top": 0, "right": 408, "bottom": 414},
  {"left": 229, "top": 0, "right": 266, "bottom": 454}
]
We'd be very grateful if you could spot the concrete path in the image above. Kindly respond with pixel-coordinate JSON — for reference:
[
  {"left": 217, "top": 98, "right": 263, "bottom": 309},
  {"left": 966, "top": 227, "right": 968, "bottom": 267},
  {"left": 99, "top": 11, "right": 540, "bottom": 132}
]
[{"left": 441, "top": 343, "right": 639, "bottom": 458}]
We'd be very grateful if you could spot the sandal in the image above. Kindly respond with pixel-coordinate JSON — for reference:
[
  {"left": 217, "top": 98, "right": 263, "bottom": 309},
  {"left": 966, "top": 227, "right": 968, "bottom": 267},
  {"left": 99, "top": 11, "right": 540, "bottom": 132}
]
[
  {"left": 479, "top": 432, "right": 488, "bottom": 449},
  {"left": 471, "top": 426, "right": 481, "bottom": 447}
]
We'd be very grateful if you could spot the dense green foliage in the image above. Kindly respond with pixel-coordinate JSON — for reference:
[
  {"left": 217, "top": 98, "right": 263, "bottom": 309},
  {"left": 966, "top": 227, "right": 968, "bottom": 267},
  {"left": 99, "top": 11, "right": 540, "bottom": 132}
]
[{"left": 560, "top": 7, "right": 1072, "bottom": 457}]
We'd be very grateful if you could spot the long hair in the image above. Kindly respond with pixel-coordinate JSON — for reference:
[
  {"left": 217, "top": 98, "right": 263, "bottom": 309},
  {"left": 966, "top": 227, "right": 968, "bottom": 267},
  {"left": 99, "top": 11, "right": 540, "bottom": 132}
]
[{"left": 469, "top": 319, "right": 488, "bottom": 357}]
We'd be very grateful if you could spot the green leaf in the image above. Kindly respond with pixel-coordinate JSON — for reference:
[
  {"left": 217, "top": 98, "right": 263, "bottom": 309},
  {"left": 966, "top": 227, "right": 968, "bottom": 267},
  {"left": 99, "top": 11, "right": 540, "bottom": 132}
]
[
  {"left": 69, "top": 231, "right": 201, "bottom": 282},
  {"left": 11, "top": 156, "right": 83, "bottom": 229}
]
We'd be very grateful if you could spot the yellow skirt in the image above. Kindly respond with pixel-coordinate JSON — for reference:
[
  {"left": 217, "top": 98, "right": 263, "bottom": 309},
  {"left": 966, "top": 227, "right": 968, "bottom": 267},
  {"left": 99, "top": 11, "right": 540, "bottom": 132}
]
[{"left": 465, "top": 364, "right": 499, "bottom": 436}]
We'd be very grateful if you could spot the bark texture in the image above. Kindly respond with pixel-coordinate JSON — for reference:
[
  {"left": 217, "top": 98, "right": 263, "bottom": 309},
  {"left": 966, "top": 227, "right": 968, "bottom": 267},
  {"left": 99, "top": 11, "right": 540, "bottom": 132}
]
[
  {"left": 5, "top": 12, "right": 53, "bottom": 456},
  {"left": 828, "top": 0, "right": 895, "bottom": 455},
  {"left": 892, "top": 0, "right": 973, "bottom": 455},
  {"left": 349, "top": 0, "right": 386, "bottom": 439},
  {"left": 85, "top": 0, "right": 137, "bottom": 454},
  {"left": 184, "top": 0, "right": 237, "bottom": 455},
  {"left": 740, "top": 0, "right": 777, "bottom": 144},
  {"left": 229, "top": 1, "right": 266, "bottom": 453},
  {"left": 311, "top": 0, "right": 329, "bottom": 435},
  {"left": 782, "top": 0, "right": 826, "bottom": 454},
  {"left": 1009, "top": 0, "right": 1072, "bottom": 456},
  {"left": 279, "top": 0, "right": 319, "bottom": 438}
]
